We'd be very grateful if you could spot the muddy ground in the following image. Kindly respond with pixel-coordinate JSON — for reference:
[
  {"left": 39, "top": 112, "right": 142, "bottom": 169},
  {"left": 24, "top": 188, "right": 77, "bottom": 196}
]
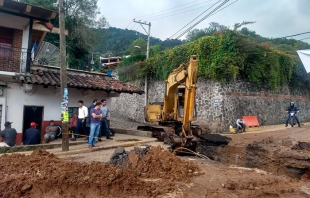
[{"left": 1, "top": 126, "right": 310, "bottom": 197}]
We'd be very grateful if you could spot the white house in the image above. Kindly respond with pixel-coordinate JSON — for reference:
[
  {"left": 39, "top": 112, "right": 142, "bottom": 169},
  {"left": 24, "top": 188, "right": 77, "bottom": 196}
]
[{"left": 0, "top": 0, "right": 143, "bottom": 145}]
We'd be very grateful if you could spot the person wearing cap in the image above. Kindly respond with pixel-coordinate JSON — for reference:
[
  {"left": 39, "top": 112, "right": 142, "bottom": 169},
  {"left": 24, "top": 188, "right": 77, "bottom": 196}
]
[
  {"left": 23, "top": 122, "right": 41, "bottom": 145},
  {"left": 44, "top": 120, "right": 58, "bottom": 143},
  {"left": 0, "top": 121, "right": 17, "bottom": 147}
]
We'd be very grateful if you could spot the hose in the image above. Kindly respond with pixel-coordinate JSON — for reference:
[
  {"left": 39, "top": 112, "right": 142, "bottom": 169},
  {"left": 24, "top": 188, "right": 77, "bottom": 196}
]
[{"left": 173, "top": 147, "right": 210, "bottom": 160}]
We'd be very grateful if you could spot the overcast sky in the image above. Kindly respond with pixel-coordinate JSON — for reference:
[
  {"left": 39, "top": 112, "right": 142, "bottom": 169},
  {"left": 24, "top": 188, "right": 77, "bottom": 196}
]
[{"left": 99, "top": 0, "right": 310, "bottom": 44}]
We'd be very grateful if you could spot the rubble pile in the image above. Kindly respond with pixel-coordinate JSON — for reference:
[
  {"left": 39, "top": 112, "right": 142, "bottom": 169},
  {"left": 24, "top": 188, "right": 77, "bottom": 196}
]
[{"left": 0, "top": 146, "right": 200, "bottom": 198}]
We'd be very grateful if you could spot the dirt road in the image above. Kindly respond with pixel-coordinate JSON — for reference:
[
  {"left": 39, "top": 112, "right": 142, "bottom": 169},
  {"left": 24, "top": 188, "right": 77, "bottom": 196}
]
[
  {"left": 1, "top": 125, "right": 310, "bottom": 197},
  {"left": 225, "top": 125, "right": 310, "bottom": 146}
]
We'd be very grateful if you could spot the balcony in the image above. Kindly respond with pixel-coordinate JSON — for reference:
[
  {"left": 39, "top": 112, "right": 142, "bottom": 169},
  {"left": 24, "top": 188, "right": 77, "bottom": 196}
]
[{"left": 0, "top": 45, "right": 29, "bottom": 73}]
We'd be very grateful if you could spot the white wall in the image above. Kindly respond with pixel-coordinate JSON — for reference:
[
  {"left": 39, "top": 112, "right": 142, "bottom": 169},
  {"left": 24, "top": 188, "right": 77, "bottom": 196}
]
[
  {"left": 0, "top": 88, "right": 7, "bottom": 131},
  {"left": 6, "top": 83, "right": 111, "bottom": 133},
  {"left": 20, "top": 24, "right": 30, "bottom": 72}
]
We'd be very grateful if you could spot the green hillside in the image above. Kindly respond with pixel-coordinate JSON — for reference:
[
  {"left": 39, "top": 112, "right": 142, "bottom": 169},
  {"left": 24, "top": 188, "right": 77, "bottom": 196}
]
[{"left": 118, "top": 30, "right": 310, "bottom": 91}]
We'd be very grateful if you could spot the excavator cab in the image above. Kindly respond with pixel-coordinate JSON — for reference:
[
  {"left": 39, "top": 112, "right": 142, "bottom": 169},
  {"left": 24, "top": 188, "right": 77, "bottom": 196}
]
[{"left": 176, "top": 86, "right": 197, "bottom": 120}]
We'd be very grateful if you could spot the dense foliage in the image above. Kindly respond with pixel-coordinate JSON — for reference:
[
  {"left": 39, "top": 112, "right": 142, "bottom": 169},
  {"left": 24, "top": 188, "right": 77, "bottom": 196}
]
[{"left": 118, "top": 30, "right": 309, "bottom": 91}]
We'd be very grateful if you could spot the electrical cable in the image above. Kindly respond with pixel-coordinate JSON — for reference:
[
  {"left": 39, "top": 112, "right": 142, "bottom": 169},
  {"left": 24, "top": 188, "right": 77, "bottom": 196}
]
[
  {"left": 299, "top": 36, "right": 310, "bottom": 41},
  {"left": 140, "top": 0, "right": 217, "bottom": 21},
  {"left": 134, "top": 0, "right": 201, "bottom": 20},
  {"left": 144, "top": 3, "right": 219, "bottom": 21},
  {"left": 174, "top": 0, "right": 230, "bottom": 39},
  {"left": 169, "top": 0, "right": 223, "bottom": 39}
]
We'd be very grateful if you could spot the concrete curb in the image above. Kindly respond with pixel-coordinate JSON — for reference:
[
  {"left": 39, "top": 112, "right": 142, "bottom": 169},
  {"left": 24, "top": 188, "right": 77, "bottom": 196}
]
[
  {"left": 0, "top": 139, "right": 157, "bottom": 157},
  {"left": 0, "top": 140, "right": 86, "bottom": 154},
  {"left": 55, "top": 140, "right": 157, "bottom": 157},
  {"left": 112, "top": 128, "right": 153, "bottom": 138}
]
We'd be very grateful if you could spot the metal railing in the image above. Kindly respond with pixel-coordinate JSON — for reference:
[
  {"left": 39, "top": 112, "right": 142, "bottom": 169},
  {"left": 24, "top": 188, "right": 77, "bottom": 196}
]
[{"left": 0, "top": 45, "right": 29, "bottom": 72}]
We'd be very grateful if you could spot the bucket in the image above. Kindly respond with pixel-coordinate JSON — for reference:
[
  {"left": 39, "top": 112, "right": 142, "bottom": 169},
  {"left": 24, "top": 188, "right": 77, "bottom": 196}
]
[{"left": 107, "top": 70, "right": 112, "bottom": 76}]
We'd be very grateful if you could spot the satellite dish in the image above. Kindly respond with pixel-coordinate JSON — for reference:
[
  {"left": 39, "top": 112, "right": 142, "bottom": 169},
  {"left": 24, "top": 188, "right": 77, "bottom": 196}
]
[{"left": 33, "top": 41, "right": 60, "bottom": 66}]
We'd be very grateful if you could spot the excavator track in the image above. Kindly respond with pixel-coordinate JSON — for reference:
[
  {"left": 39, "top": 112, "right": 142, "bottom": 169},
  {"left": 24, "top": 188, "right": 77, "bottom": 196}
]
[{"left": 137, "top": 124, "right": 204, "bottom": 152}]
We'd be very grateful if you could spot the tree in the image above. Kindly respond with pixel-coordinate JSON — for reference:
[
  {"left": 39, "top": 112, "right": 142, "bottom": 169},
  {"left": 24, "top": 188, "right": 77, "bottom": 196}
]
[
  {"left": 186, "top": 22, "right": 229, "bottom": 41},
  {"left": 21, "top": 0, "right": 109, "bottom": 69}
]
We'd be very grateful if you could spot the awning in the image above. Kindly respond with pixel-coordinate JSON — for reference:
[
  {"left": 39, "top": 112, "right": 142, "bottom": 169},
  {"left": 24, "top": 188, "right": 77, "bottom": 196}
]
[{"left": 297, "top": 49, "right": 310, "bottom": 73}]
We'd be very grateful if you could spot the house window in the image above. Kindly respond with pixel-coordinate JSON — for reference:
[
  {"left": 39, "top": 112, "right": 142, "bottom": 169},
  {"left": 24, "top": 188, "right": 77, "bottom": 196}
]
[{"left": 0, "top": 27, "right": 14, "bottom": 58}]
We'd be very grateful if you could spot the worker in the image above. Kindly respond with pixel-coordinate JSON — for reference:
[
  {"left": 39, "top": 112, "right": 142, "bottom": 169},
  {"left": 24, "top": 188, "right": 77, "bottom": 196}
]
[
  {"left": 44, "top": 120, "right": 58, "bottom": 143},
  {"left": 23, "top": 122, "right": 41, "bottom": 145},
  {"left": 285, "top": 102, "right": 301, "bottom": 127},
  {"left": 0, "top": 121, "right": 17, "bottom": 147},
  {"left": 236, "top": 117, "right": 246, "bottom": 132}
]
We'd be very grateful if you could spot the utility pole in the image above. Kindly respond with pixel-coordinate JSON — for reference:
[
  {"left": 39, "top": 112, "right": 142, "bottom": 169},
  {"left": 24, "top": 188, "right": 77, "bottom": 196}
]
[
  {"left": 133, "top": 19, "right": 151, "bottom": 107},
  {"left": 59, "top": 0, "right": 69, "bottom": 151}
]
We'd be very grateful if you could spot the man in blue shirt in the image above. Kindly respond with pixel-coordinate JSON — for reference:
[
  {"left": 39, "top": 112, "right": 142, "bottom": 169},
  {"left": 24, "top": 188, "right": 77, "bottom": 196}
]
[
  {"left": 89, "top": 102, "right": 102, "bottom": 148},
  {"left": 23, "top": 122, "right": 41, "bottom": 145}
]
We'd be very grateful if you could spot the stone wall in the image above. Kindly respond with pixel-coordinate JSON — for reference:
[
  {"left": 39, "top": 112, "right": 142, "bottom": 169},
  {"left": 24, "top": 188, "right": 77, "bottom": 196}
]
[{"left": 111, "top": 78, "right": 310, "bottom": 133}]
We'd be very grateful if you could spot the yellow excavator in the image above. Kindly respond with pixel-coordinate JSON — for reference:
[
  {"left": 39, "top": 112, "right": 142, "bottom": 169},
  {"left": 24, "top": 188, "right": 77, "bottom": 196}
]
[{"left": 138, "top": 55, "right": 205, "bottom": 151}]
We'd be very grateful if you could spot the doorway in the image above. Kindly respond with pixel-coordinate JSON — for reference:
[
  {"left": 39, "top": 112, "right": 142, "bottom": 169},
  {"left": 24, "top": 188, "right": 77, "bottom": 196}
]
[{"left": 22, "top": 106, "right": 44, "bottom": 142}]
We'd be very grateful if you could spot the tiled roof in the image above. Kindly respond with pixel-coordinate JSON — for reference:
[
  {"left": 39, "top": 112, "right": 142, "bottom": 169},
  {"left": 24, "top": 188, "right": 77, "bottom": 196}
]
[{"left": 15, "top": 69, "right": 144, "bottom": 94}]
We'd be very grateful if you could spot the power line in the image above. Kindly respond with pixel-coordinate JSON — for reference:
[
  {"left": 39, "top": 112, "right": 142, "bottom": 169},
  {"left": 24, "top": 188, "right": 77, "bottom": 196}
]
[
  {"left": 277, "top": 32, "right": 310, "bottom": 39},
  {"left": 130, "top": 23, "right": 137, "bottom": 30},
  {"left": 143, "top": 3, "right": 218, "bottom": 21},
  {"left": 174, "top": 0, "right": 231, "bottom": 39},
  {"left": 140, "top": 0, "right": 216, "bottom": 21},
  {"left": 299, "top": 36, "right": 310, "bottom": 41},
  {"left": 208, "top": 0, "right": 238, "bottom": 18},
  {"left": 134, "top": 0, "right": 200, "bottom": 20},
  {"left": 170, "top": 0, "right": 222, "bottom": 39},
  {"left": 125, "top": 21, "right": 132, "bottom": 29}
]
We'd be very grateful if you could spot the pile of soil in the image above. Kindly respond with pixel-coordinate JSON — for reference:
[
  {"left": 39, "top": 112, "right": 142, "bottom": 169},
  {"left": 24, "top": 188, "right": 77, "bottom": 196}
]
[{"left": 0, "top": 146, "right": 200, "bottom": 198}]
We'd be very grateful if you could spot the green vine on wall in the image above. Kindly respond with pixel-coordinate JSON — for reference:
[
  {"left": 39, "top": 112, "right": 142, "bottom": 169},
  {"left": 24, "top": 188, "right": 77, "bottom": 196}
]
[{"left": 118, "top": 30, "right": 308, "bottom": 90}]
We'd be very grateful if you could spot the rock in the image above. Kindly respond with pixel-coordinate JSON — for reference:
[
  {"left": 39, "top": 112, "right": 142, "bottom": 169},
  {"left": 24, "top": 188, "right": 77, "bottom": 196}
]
[
  {"left": 248, "top": 184, "right": 254, "bottom": 190},
  {"left": 128, "top": 151, "right": 139, "bottom": 168},
  {"left": 21, "top": 184, "right": 32, "bottom": 194},
  {"left": 83, "top": 176, "right": 90, "bottom": 181},
  {"left": 282, "top": 139, "right": 294, "bottom": 147}
]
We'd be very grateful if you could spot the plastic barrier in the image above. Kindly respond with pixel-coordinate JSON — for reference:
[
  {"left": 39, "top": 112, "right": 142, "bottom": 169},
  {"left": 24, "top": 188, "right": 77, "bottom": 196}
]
[{"left": 242, "top": 116, "right": 260, "bottom": 127}]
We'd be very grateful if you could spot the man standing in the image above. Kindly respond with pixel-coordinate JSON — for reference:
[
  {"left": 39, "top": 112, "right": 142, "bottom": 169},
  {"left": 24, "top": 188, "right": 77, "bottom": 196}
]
[
  {"left": 87, "top": 99, "right": 97, "bottom": 140},
  {"left": 69, "top": 113, "right": 78, "bottom": 138},
  {"left": 44, "top": 120, "right": 59, "bottom": 143},
  {"left": 0, "top": 122, "right": 17, "bottom": 147},
  {"left": 72, "top": 100, "right": 88, "bottom": 141},
  {"left": 23, "top": 122, "right": 41, "bottom": 145},
  {"left": 89, "top": 102, "right": 102, "bottom": 148},
  {"left": 100, "top": 99, "right": 113, "bottom": 140}
]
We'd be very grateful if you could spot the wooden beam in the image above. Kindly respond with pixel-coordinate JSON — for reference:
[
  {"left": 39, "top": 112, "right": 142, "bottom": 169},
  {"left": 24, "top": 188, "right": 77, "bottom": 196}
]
[
  {"left": 25, "top": 5, "right": 32, "bottom": 13},
  {"left": 50, "top": 12, "right": 57, "bottom": 19}
]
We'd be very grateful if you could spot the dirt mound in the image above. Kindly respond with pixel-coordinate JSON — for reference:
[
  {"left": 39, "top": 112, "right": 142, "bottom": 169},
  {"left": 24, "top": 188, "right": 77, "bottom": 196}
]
[{"left": 0, "top": 146, "right": 200, "bottom": 198}]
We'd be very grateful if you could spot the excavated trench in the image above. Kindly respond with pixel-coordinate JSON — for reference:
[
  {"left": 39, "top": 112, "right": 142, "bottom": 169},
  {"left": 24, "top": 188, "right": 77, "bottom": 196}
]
[{"left": 196, "top": 136, "right": 310, "bottom": 180}]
